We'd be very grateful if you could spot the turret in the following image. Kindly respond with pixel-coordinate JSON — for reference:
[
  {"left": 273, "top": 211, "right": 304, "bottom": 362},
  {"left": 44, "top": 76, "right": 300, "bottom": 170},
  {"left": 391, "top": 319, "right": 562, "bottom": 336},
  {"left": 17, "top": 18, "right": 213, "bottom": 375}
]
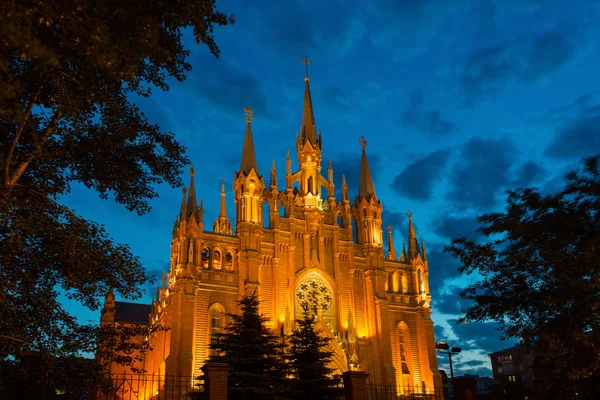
[
  {"left": 234, "top": 107, "right": 265, "bottom": 226},
  {"left": 353, "top": 137, "right": 383, "bottom": 246}
]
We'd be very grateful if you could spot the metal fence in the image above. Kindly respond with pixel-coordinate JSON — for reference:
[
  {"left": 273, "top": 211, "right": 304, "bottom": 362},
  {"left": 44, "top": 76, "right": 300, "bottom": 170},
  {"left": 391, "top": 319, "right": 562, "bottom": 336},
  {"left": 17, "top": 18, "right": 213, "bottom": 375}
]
[
  {"left": 97, "top": 374, "right": 344, "bottom": 400},
  {"left": 365, "top": 384, "right": 445, "bottom": 400},
  {"left": 97, "top": 373, "right": 202, "bottom": 400}
]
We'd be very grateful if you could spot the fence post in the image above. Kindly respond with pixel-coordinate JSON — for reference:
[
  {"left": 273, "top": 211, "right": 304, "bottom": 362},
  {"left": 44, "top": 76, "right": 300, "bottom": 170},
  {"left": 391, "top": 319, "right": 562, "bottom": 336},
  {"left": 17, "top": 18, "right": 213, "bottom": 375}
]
[
  {"left": 342, "top": 371, "right": 369, "bottom": 400},
  {"left": 201, "top": 362, "right": 229, "bottom": 400}
]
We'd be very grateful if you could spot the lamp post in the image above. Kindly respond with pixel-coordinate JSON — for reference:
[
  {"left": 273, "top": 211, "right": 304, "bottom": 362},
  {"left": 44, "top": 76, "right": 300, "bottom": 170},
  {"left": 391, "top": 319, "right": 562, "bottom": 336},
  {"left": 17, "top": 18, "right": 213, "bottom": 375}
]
[{"left": 435, "top": 342, "right": 461, "bottom": 380}]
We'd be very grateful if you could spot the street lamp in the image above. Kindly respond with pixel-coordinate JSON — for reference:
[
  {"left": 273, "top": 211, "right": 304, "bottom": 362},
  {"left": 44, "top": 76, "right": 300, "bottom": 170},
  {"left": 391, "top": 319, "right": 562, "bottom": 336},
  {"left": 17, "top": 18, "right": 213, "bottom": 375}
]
[{"left": 436, "top": 342, "right": 461, "bottom": 380}]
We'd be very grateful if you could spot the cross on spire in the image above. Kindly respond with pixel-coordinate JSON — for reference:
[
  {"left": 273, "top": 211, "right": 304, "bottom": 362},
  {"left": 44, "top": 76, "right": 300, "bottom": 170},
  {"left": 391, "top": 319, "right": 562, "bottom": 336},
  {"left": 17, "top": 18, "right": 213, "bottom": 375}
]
[{"left": 300, "top": 56, "right": 312, "bottom": 79}]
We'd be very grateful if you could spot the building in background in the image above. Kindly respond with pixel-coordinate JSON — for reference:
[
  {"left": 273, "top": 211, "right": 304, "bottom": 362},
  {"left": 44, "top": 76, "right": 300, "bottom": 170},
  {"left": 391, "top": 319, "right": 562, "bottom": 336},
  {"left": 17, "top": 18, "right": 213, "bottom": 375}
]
[{"left": 101, "top": 69, "right": 442, "bottom": 397}]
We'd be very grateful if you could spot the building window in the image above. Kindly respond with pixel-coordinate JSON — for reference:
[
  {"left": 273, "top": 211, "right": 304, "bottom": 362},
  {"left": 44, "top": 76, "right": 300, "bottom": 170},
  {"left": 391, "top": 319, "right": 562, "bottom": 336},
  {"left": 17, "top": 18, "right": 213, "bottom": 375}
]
[
  {"left": 401, "top": 274, "right": 408, "bottom": 294},
  {"left": 202, "top": 248, "right": 210, "bottom": 269},
  {"left": 188, "top": 239, "right": 194, "bottom": 264},
  {"left": 398, "top": 326, "right": 410, "bottom": 375},
  {"left": 509, "top": 375, "right": 516, "bottom": 383},
  {"left": 209, "top": 305, "right": 225, "bottom": 357},
  {"left": 213, "top": 250, "right": 222, "bottom": 270},
  {"left": 225, "top": 251, "right": 234, "bottom": 271},
  {"left": 392, "top": 272, "right": 400, "bottom": 293}
]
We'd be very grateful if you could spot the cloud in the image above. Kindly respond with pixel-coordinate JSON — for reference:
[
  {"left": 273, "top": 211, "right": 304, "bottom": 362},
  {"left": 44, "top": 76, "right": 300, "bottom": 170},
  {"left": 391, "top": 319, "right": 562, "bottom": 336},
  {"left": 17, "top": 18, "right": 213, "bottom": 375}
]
[
  {"left": 319, "top": 82, "right": 384, "bottom": 116},
  {"left": 512, "top": 161, "right": 548, "bottom": 188},
  {"left": 447, "top": 138, "right": 516, "bottom": 209},
  {"left": 237, "top": 0, "right": 366, "bottom": 59},
  {"left": 426, "top": 245, "right": 462, "bottom": 294},
  {"left": 184, "top": 54, "right": 282, "bottom": 121},
  {"left": 433, "top": 215, "right": 483, "bottom": 241},
  {"left": 382, "top": 211, "right": 408, "bottom": 235},
  {"left": 390, "top": 149, "right": 451, "bottom": 201},
  {"left": 545, "top": 112, "right": 600, "bottom": 160},
  {"left": 461, "top": 28, "right": 583, "bottom": 104},
  {"left": 450, "top": 319, "right": 506, "bottom": 354},
  {"left": 401, "top": 90, "right": 456, "bottom": 136},
  {"left": 433, "top": 289, "right": 474, "bottom": 316}
]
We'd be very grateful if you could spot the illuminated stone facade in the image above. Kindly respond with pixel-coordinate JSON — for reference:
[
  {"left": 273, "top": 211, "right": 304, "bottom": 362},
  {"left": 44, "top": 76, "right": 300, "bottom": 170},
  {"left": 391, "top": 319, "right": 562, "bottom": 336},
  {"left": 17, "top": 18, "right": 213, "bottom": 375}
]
[{"left": 104, "top": 74, "right": 442, "bottom": 393}]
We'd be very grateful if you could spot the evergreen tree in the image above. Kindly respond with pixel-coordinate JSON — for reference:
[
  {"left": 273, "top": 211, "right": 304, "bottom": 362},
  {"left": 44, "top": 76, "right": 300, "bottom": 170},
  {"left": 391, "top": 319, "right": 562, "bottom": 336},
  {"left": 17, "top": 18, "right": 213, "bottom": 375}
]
[
  {"left": 209, "top": 293, "right": 287, "bottom": 398},
  {"left": 286, "top": 306, "right": 341, "bottom": 398}
]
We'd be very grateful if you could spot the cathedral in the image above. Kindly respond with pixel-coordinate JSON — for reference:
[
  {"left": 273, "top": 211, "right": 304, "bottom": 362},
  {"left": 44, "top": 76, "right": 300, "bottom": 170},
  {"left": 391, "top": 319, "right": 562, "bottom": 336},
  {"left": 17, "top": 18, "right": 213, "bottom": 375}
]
[{"left": 102, "top": 68, "right": 442, "bottom": 395}]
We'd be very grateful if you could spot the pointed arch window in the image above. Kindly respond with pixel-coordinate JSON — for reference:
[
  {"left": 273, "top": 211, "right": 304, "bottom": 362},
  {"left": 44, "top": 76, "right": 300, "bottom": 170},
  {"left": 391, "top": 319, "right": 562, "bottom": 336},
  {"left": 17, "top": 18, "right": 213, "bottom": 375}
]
[
  {"left": 209, "top": 304, "right": 225, "bottom": 357},
  {"left": 399, "top": 329, "right": 410, "bottom": 374},
  {"left": 392, "top": 272, "right": 401, "bottom": 293},
  {"left": 202, "top": 248, "right": 210, "bottom": 269},
  {"left": 188, "top": 239, "right": 194, "bottom": 264},
  {"left": 225, "top": 251, "right": 234, "bottom": 271},
  {"left": 213, "top": 250, "right": 222, "bottom": 270},
  {"left": 402, "top": 274, "right": 409, "bottom": 294},
  {"left": 418, "top": 270, "right": 425, "bottom": 294}
]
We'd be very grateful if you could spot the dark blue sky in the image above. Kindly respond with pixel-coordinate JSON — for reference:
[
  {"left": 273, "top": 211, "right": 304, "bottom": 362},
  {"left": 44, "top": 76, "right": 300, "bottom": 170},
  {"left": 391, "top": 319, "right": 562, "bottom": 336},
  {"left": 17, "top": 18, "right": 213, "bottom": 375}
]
[{"left": 62, "top": 0, "right": 600, "bottom": 376}]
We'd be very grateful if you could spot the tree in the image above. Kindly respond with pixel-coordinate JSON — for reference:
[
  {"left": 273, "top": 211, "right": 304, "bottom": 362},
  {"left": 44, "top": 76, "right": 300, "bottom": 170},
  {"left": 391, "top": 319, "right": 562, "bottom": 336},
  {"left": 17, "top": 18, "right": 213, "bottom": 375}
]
[
  {"left": 446, "top": 155, "right": 600, "bottom": 398},
  {"left": 209, "top": 293, "right": 287, "bottom": 398},
  {"left": 286, "top": 306, "right": 341, "bottom": 399},
  {"left": 0, "top": 0, "right": 232, "bottom": 391}
]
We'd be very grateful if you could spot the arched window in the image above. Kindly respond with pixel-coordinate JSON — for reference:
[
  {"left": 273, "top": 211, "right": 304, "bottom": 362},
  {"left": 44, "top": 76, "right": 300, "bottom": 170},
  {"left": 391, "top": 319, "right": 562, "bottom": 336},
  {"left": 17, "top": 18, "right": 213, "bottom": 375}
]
[
  {"left": 213, "top": 250, "right": 222, "bottom": 270},
  {"left": 398, "top": 325, "right": 411, "bottom": 375},
  {"left": 278, "top": 203, "right": 286, "bottom": 217},
  {"left": 307, "top": 176, "right": 314, "bottom": 194},
  {"left": 384, "top": 274, "right": 389, "bottom": 292},
  {"left": 209, "top": 304, "right": 225, "bottom": 357},
  {"left": 392, "top": 272, "right": 401, "bottom": 293},
  {"left": 188, "top": 239, "right": 194, "bottom": 264},
  {"left": 336, "top": 214, "right": 343, "bottom": 228},
  {"left": 202, "top": 248, "right": 210, "bottom": 269},
  {"left": 225, "top": 251, "right": 234, "bottom": 271},
  {"left": 418, "top": 270, "right": 424, "bottom": 294},
  {"left": 402, "top": 274, "right": 409, "bottom": 294}
]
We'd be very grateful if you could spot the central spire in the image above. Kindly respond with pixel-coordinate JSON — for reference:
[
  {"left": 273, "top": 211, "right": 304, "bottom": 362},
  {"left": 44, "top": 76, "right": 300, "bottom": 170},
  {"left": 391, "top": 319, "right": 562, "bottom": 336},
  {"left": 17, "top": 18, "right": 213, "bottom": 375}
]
[{"left": 299, "top": 56, "right": 318, "bottom": 149}]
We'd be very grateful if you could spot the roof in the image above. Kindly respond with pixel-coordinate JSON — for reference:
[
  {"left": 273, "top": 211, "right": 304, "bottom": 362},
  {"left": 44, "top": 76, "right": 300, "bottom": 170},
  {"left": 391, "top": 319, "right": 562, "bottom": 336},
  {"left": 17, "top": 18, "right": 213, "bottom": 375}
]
[{"left": 114, "top": 301, "right": 151, "bottom": 325}]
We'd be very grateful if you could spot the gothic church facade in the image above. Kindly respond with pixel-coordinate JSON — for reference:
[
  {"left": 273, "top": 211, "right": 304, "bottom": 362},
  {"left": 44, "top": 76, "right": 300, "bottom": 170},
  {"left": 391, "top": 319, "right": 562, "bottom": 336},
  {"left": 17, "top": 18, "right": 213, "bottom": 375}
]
[{"left": 103, "top": 73, "right": 442, "bottom": 394}]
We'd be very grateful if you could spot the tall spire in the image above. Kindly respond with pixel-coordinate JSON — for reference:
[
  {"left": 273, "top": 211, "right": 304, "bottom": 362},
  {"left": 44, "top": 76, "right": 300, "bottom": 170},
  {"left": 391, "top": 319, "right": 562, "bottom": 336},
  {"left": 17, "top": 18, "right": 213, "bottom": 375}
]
[
  {"left": 299, "top": 56, "right": 318, "bottom": 148},
  {"left": 342, "top": 174, "right": 349, "bottom": 202},
  {"left": 387, "top": 226, "right": 397, "bottom": 261},
  {"left": 240, "top": 107, "right": 258, "bottom": 175},
  {"left": 213, "top": 178, "right": 232, "bottom": 235},
  {"left": 407, "top": 211, "right": 421, "bottom": 260},
  {"left": 270, "top": 160, "right": 277, "bottom": 190},
  {"left": 357, "top": 137, "right": 376, "bottom": 199},
  {"left": 185, "top": 167, "right": 197, "bottom": 219},
  {"left": 219, "top": 177, "right": 227, "bottom": 217}
]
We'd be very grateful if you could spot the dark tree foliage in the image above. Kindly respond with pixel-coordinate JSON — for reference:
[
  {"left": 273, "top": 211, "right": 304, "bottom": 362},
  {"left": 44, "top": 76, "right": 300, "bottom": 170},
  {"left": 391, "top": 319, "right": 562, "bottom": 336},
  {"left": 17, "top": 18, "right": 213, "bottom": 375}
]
[
  {"left": 446, "top": 155, "right": 600, "bottom": 398},
  {"left": 209, "top": 293, "right": 287, "bottom": 398},
  {"left": 0, "top": 0, "right": 232, "bottom": 394},
  {"left": 286, "top": 306, "right": 341, "bottom": 398}
]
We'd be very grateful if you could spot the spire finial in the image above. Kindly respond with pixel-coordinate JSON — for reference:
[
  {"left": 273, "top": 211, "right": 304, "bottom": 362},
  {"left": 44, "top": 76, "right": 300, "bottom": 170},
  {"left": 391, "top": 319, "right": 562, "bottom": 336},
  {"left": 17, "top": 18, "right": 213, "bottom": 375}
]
[
  {"left": 244, "top": 107, "right": 254, "bottom": 123},
  {"left": 189, "top": 166, "right": 196, "bottom": 177},
  {"left": 359, "top": 136, "right": 367, "bottom": 150},
  {"left": 407, "top": 210, "right": 414, "bottom": 220},
  {"left": 300, "top": 56, "right": 312, "bottom": 80}
]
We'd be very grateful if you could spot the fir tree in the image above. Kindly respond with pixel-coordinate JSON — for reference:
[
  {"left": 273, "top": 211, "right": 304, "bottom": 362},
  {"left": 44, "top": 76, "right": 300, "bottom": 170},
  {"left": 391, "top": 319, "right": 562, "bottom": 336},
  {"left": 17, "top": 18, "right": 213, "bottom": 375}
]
[
  {"left": 286, "top": 306, "right": 341, "bottom": 398},
  {"left": 209, "top": 292, "right": 287, "bottom": 398}
]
